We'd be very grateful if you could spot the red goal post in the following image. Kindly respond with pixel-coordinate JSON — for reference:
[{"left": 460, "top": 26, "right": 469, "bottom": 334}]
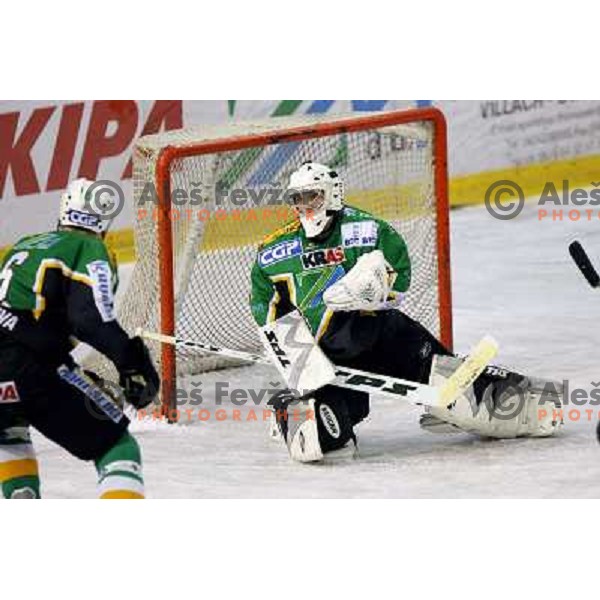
[{"left": 132, "top": 107, "right": 451, "bottom": 415}]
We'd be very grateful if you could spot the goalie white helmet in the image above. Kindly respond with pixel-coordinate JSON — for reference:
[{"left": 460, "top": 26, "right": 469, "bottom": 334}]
[
  {"left": 58, "top": 178, "right": 114, "bottom": 236},
  {"left": 286, "top": 162, "right": 344, "bottom": 238}
]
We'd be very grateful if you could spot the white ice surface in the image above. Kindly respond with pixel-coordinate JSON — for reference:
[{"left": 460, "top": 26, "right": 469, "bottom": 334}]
[{"left": 33, "top": 199, "right": 600, "bottom": 497}]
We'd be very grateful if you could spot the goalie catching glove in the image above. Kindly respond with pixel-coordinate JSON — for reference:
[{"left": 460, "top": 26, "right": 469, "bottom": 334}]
[
  {"left": 117, "top": 337, "right": 160, "bottom": 409},
  {"left": 323, "top": 249, "right": 395, "bottom": 311}
]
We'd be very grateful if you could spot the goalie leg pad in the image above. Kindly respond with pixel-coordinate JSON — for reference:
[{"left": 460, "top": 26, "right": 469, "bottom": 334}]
[
  {"left": 260, "top": 310, "right": 336, "bottom": 394},
  {"left": 427, "top": 356, "right": 563, "bottom": 438},
  {"left": 419, "top": 413, "right": 463, "bottom": 434},
  {"left": 314, "top": 396, "right": 356, "bottom": 454},
  {"left": 269, "top": 390, "right": 323, "bottom": 462},
  {"left": 269, "top": 389, "right": 358, "bottom": 462}
]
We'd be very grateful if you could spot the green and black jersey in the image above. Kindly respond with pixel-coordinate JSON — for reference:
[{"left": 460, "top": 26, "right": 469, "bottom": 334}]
[
  {"left": 250, "top": 205, "right": 412, "bottom": 359},
  {"left": 0, "top": 229, "right": 130, "bottom": 369}
]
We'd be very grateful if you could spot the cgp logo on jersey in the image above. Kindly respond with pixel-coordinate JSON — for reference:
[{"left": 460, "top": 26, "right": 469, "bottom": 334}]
[
  {"left": 341, "top": 221, "right": 378, "bottom": 248},
  {"left": 301, "top": 246, "right": 345, "bottom": 270},
  {"left": 258, "top": 239, "right": 302, "bottom": 267},
  {"left": 0, "top": 381, "right": 20, "bottom": 404},
  {"left": 86, "top": 260, "right": 116, "bottom": 322}
]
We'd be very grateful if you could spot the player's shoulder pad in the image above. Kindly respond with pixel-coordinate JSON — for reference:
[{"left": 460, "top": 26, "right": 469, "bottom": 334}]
[
  {"left": 258, "top": 219, "right": 301, "bottom": 249},
  {"left": 61, "top": 230, "right": 114, "bottom": 271},
  {"left": 74, "top": 230, "right": 110, "bottom": 254},
  {"left": 342, "top": 204, "right": 378, "bottom": 222},
  {"left": 342, "top": 204, "right": 399, "bottom": 236},
  {"left": 339, "top": 207, "right": 380, "bottom": 249}
]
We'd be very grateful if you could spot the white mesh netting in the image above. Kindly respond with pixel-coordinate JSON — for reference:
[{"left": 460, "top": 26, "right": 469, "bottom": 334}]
[{"left": 87, "top": 111, "right": 449, "bottom": 385}]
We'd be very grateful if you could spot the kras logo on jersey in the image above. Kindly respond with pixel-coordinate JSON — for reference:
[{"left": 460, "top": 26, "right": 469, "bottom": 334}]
[
  {"left": 258, "top": 239, "right": 302, "bottom": 267},
  {"left": 341, "top": 221, "right": 378, "bottom": 248},
  {"left": 301, "top": 246, "right": 345, "bottom": 270}
]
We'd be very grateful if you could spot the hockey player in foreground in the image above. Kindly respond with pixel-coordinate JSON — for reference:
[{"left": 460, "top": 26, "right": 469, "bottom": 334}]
[
  {"left": 0, "top": 179, "right": 159, "bottom": 498},
  {"left": 250, "top": 162, "right": 563, "bottom": 462}
]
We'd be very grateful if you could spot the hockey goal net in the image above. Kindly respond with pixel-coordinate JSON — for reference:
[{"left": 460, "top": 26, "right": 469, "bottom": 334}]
[{"left": 96, "top": 108, "right": 452, "bottom": 414}]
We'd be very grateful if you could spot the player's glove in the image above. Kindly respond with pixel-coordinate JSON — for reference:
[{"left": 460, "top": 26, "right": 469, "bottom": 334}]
[
  {"left": 323, "top": 250, "right": 393, "bottom": 311},
  {"left": 118, "top": 337, "right": 160, "bottom": 409}
]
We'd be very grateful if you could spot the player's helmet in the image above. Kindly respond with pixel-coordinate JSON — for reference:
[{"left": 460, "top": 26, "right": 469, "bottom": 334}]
[
  {"left": 286, "top": 162, "right": 344, "bottom": 238},
  {"left": 58, "top": 178, "right": 114, "bottom": 235}
]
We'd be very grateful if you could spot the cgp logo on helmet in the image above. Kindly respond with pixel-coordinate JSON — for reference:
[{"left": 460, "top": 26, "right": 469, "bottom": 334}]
[{"left": 66, "top": 209, "right": 101, "bottom": 230}]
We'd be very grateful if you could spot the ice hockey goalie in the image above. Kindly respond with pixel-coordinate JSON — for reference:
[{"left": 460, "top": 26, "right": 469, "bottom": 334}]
[{"left": 249, "top": 162, "right": 563, "bottom": 462}]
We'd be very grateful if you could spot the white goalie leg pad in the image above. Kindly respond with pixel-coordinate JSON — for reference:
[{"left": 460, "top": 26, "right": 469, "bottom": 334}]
[
  {"left": 260, "top": 310, "right": 336, "bottom": 394},
  {"left": 426, "top": 356, "right": 564, "bottom": 438},
  {"left": 419, "top": 412, "right": 463, "bottom": 434},
  {"left": 524, "top": 377, "right": 564, "bottom": 437},
  {"left": 286, "top": 398, "right": 324, "bottom": 463},
  {"left": 267, "top": 409, "right": 284, "bottom": 443}
]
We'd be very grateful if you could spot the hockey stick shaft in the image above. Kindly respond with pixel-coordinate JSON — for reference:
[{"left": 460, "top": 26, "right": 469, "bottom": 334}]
[
  {"left": 137, "top": 327, "right": 434, "bottom": 402},
  {"left": 438, "top": 336, "right": 498, "bottom": 407},
  {"left": 136, "top": 328, "right": 497, "bottom": 409},
  {"left": 569, "top": 241, "right": 600, "bottom": 288},
  {"left": 137, "top": 328, "right": 269, "bottom": 365}
]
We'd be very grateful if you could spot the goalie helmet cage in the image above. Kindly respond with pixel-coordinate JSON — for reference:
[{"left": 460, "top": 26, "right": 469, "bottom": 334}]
[{"left": 124, "top": 107, "right": 451, "bottom": 417}]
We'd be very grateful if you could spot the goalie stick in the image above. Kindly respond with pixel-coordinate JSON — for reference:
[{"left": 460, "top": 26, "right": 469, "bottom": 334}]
[
  {"left": 137, "top": 328, "right": 498, "bottom": 410},
  {"left": 569, "top": 240, "right": 600, "bottom": 288}
]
